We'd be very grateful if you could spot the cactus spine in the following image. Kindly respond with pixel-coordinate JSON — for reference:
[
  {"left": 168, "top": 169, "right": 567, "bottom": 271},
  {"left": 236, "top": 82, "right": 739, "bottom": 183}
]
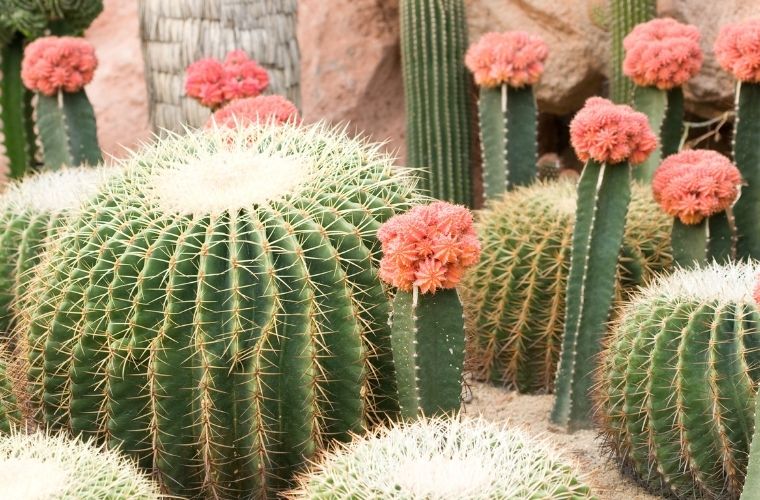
[
  {"left": 36, "top": 90, "right": 101, "bottom": 169},
  {"left": 733, "top": 82, "right": 760, "bottom": 259},
  {"left": 17, "top": 124, "right": 421, "bottom": 498},
  {"left": 609, "top": 0, "right": 656, "bottom": 104},
  {"left": 0, "top": 354, "right": 21, "bottom": 435},
  {"left": 597, "top": 262, "right": 760, "bottom": 499},
  {"left": 400, "top": 0, "right": 472, "bottom": 206}
]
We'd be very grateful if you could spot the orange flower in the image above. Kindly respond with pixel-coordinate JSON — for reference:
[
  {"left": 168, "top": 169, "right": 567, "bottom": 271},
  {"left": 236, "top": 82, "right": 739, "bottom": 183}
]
[
  {"left": 465, "top": 31, "right": 548, "bottom": 88},
  {"left": 205, "top": 95, "right": 300, "bottom": 129},
  {"left": 652, "top": 149, "right": 742, "bottom": 225},
  {"left": 21, "top": 37, "right": 97, "bottom": 96},
  {"left": 714, "top": 19, "right": 760, "bottom": 83}
]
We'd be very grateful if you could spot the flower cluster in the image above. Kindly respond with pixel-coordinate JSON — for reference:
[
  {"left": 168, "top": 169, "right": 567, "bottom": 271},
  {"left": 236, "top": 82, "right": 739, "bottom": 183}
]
[
  {"left": 21, "top": 36, "right": 97, "bottom": 96},
  {"left": 185, "top": 50, "right": 269, "bottom": 108},
  {"left": 623, "top": 18, "right": 703, "bottom": 89},
  {"left": 465, "top": 31, "right": 548, "bottom": 88},
  {"left": 569, "top": 97, "right": 657, "bottom": 165},
  {"left": 205, "top": 95, "right": 300, "bottom": 128},
  {"left": 652, "top": 149, "right": 742, "bottom": 225},
  {"left": 714, "top": 19, "right": 760, "bottom": 83},
  {"left": 377, "top": 202, "right": 480, "bottom": 294}
]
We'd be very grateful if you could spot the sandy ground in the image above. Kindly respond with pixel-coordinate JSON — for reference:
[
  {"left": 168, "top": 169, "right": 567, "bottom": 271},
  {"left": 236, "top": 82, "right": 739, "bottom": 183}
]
[{"left": 464, "top": 381, "right": 659, "bottom": 500}]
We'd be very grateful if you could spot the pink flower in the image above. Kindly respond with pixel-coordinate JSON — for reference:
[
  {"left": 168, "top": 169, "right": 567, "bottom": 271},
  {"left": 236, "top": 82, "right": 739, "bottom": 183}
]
[
  {"left": 623, "top": 18, "right": 703, "bottom": 89},
  {"left": 652, "top": 149, "right": 742, "bottom": 225},
  {"left": 377, "top": 202, "right": 481, "bottom": 294},
  {"left": 569, "top": 97, "right": 658, "bottom": 165},
  {"left": 221, "top": 50, "right": 269, "bottom": 101},
  {"left": 715, "top": 19, "right": 760, "bottom": 83},
  {"left": 185, "top": 58, "right": 226, "bottom": 108},
  {"left": 21, "top": 37, "right": 97, "bottom": 96},
  {"left": 205, "top": 95, "right": 300, "bottom": 128},
  {"left": 465, "top": 31, "right": 548, "bottom": 88}
]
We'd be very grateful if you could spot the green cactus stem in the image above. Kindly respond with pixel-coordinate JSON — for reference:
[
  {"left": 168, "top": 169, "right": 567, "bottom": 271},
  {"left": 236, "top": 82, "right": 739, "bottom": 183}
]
[
  {"left": 671, "top": 219, "right": 707, "bottom": 268},
  {"left": 632, "top": 86, "right": 686, "bottom": 182},
  {"left": 0, "top": 354, "right": 21, "bottom": 435},
  {"left": 742, "top": 394, "right": 760, "bottom": 500},
  {"left": 550, "top": 160, "right": 632, "bottom": 430},
  {"left": 661, "top": 88, "right": 685, "bottom": 157},
  {"left": 391, "top": 288, "right": 464, "bottom": 418},
  {"left": 36, "top": 90, "right": 101, "bottom": 169},
  {"left": 400, "top": 0, "right": 472, "bottom": 206},
  {"left": 733, "top": 82, "right": 760, "bottom": 259},
  {"left": 609, "top": 0, "right": 656, "bottom": 104},
  {"left": 479, "top": 84, "right": 537, "bottom": 199}
]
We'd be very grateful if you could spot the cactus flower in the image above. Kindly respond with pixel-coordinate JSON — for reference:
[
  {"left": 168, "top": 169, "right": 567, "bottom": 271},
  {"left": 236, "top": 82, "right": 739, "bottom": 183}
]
[
  {"left": 184, "top": 58, "right": 226, "bottom": 108},
  {"left": 378, "top": 202, "right": 480, "bottom": 294},
  {"left": 21, "top": 36, "right": 97, "bottom": 96},
  {"left": 714, "top": 19, "right": 760, "bottom": 83},
  {"left": 206, "top": 95, "right": 300, "bottom": 128},
  {"left": 185, "top": 50, "right": 269, "bottom": 108},
  {"left": 652, "top": 149, "right": 742, "bottom": 225},
  {"left": 569, "top": 97, "right": 657, "bottom": 165},
  {"left": 623, "top": 18, "right": 703, "bottom": 89},
  {"left": 465, "top": 31, "right": 548, "bottom": 88}
]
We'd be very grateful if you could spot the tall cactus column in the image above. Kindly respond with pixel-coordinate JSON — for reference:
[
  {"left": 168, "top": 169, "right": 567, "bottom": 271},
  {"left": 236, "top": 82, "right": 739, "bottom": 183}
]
[
  {"left": 609, "top": 0, "right": 656, "bottom": 104},
  {"left": 551, "top": 97, "right": 657, "bottom": 430},
  {"left": 1, "top": 35, "right": 37, "bottom": 179},
  {"left": 401, "top": 0, "right": 473, "bottom": 206}
]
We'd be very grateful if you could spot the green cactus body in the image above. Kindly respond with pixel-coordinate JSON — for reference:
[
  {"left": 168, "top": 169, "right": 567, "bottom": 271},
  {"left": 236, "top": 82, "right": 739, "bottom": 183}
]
[
  {"left": 671, "top": 212, "right": 736, "bottom": 268},
  {"left": 609, "top": 0, "right": 656, "bottom": 104},
  {"left": 597, "top": 262, "right": 760, "bottom": 499},
  {"left": 391, "top": 288, "right": 464, "bottom": 418},
  {"left": 2, "top": 1, "right": 103, "bottom": 38},
  {"left": 733, "top": 82, "right": 760, "bottom": 259},
  {"left": 743, "top": 394, "right": 760, "bottom": 500},
  {"left": 400, "top": 0, "right": 472, "bottom": 206},
  {"left": 463, "top": 180, "right": 670, "bottom": 393},
  {"left": 479, "top": 84, "right": 537, "bottom": 199},
  {"left": 632, "top": 86, "right": 685, "bottom": 182},
  {"left": 36, "top": 90, "right": 102, "bottom": 169},
  {"left": 661, "top": 88, "right": 685, "bottom": 157},
  {"left": 0, "top": 355, "right": 21, "bottom": 435},
  {"left": 551, "top": 160, "right": 632, "bottom": 430},
  {"left": 17, "top": 124, "right": 421, "bottom": 498}
]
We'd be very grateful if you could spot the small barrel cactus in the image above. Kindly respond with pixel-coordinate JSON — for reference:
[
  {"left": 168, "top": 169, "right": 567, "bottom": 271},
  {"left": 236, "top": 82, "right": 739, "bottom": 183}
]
[
  {"left": 17, "top": 123, "right": 421, "bottom": 498},
  {"left": 596, "top": 262, "right": 760, "bottom": 499},
  {"left": 0, "top": 432, "right": 160, "bottom": 499},
  {"left": 463, "top": 179, "right": 671, "bottom": 393},
  {"left": 287, "top": 417, "right": 595, "bottom": 499},
  {"left": 0, "top": 167, "right": 115, "bottom": 333}
]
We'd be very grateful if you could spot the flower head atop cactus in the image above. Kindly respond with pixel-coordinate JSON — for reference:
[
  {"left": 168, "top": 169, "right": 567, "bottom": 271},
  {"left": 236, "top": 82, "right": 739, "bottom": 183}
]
[
  {"left": 206, "top": 95, "right": 300, "bottom": 128},
  {"left": 570, "top": 97, "right": 657, "bottom": 165},
  {"left": 623, "top": 18, "right": 702, "bottom": 89},
  {"left": 715, "top": 19, "right": 760, "bottom": 83},
  {"left": 21, "top": 36, "right": 97, "bottom": 96},
  {"left": 465, "top": 31, "right": 548, "bottom": 88},
  {"left": 185, "top": 50, "right": 269, "bottom": 108},
  {"left": 652, "top": 149, "right": 741, "bottom": 225},
  {"left": 378, "top": 202, "right": 480, "bottom": 294}
]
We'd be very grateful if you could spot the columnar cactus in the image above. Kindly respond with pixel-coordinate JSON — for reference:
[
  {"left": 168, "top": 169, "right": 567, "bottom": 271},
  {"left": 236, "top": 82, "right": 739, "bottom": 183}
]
[
  {"left": 16, "top": 123, "right": 421, "bottom": 498},
  {"left": 624, "top": 18, "right": 703, "bottom": 182},
  {"left": 378, "top": 202, "right": 480, "bottom": 418},
  {"left": 463, "top": 180, "right": 671, "bottom": 393},
  {"left": 287, "top": 417, "right": 595, "bottom": 499},
  {"left": 400, "top": 0, "right": 473, "bottom": 206},
  {"left": 551, "top": 97, "right": 657, "bottom": 430},
  {"left": 465, "top": 31, "right": 548, "bottom": 199},
  {"left": 596, "top": 262, "right": 760, "bottom": 499},
  {"left": 609, "top": 0, "right": 656, "bottom": 104},
  {"left": 0, "top": 433, "right": 160, "bottom": 499},
  {"left": 715, "top": 20, "right": 760, "bottom": 260}
]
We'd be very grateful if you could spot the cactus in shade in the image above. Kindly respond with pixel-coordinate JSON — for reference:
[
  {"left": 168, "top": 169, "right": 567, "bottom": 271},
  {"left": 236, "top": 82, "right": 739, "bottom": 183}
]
[
  {"left": 15, "top": 123, "right": 421, "bottom": 498},
  {"left": 465, "top": 31, "right": 548, "bottom": 199},
  {"left": 624, "top": 18, "right": 703, "bottom": 182},
  {"left": 596, "top": 262, "right": 760, "bottom": 499},
  {"left": 286, "top": 417, "right": 596, "bottom": 499},
  {"left": 462, "top": 180, "right": 671, "bottom": 393},
  {"left": 377, "top": 202, "right": 480, "bottom": 418},
  {"left": 715, "top": 20, "right": 760, "bottom": 260},
  {"left": 609, "top": 0, "right": 656, "bottom": 104},
  {"left": 537, "top": 153, "right": 561, "bottom": 182},
  {"left": 652, "top": 150, "right": 742, "bottom": 267},
  {"left": 551, "top": 97, "right": 657, "bottom": 430},
  {"left": 400, "top": 0, "right": 472, "bottom": 206},
  {"left": 0, "top": 432, "right": 160, "bottom": 499}
]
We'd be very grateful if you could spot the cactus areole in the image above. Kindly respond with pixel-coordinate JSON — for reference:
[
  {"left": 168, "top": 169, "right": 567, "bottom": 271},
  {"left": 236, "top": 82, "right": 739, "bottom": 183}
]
[{"left": 17, "top": 123, "right": 421, "bottom": 498}]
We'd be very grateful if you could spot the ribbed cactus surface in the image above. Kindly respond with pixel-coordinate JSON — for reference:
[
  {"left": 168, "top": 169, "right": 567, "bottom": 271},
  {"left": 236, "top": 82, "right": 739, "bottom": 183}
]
[
  {"left": 597, "top": 262, "right": 760, "bottom": 499},
  {"left": 609, "top": 0, "right": 656, "bottom": 104},
  {"left": 400, "top": 0, "right": 472, "bottom": 205},
  {"left": 0, "top": 354, "right": 21, "bottom": 435},
  {"left": 464, "top": 180, "right": 671, "bottom": 393},
  {"left": 733, "top": 83, "right": 760, "bottom": 260},
  {"left": 17, "top": 124, "right": 421, "bottom": 498}
]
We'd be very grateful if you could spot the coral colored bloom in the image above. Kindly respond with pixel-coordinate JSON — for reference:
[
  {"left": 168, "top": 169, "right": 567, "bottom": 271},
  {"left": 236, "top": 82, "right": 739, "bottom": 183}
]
[
  {"left": 221, "top": 50, "right": 269, "bottom": 101},
  {"left": 623, "top": 18, "right": 703, "bottom": 89},
  {"left": 378, "top": 202, "right": 481, "bottom": 294},
  {"left": 205, "top": 95, "right": 300, "bottom": 128},
  {"left": 185, "top": 58, "right": 226, "bottom": 108},
  {"left": 715, "top": 19, "right": 760, "bottom": 83},
  {"left": 465, "top": 31, "right": 548, "bottom": 88},
  {"left": 652, "top": 149, "right": 742, "bottom": 225},
  {"left": 569, "top": 97, "right": 658, "bottom": 165},
  {"left": 21, "top": 37, "right": 97, "bottom": 96}
]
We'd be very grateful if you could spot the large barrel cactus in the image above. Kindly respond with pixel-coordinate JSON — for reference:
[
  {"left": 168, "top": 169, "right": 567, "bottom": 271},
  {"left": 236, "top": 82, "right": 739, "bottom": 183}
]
[
  {"left": 596, "top": 262, "right": 760, "bottom": 499},
  {"left": 463, "top": 180, "right": 671, "bottom": 393},
  {"left": 17, "top": 123, "right": 421, "bottom": 498},
  {"left": 0, "top": 353, "right": 21, "bottom": 435}
]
